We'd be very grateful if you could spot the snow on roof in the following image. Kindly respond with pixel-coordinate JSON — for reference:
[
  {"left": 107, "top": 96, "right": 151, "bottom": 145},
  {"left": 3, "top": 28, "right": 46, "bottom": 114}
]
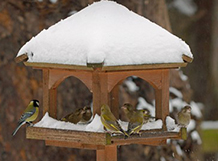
[{"left": 16, "top": 1, "right": 193, "bottom": 67}]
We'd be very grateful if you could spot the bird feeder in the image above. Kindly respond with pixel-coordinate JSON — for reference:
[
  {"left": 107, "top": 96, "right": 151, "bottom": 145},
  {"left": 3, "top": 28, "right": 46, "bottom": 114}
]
[{"left": 15, "top": 1, "right": 193, "bottom": 161}]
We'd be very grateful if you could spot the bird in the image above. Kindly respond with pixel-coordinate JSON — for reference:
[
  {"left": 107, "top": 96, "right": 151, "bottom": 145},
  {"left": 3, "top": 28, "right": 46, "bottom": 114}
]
[
  {"left": 61, "top": 107, "right": 85, "bottom": 124},
  {"left": 12, "top": 100, "right": 39, "bottom": 136},
  {"left": 121, "top": 103, "right": 135, "bottom": 121},
  {"left": 122, "top": 103, "right": 154, "bottom": 123},
  {"left": 80, "top": 106, "right": 92, "bottom": 123},
  {"left": 100, "top": 104, "right": 128, "bottom": 137},
  {"left": 126, "top": 109, "right": 144, "bottom": 136},
  {"left": 177, "top": 105, "right": 191, "bottom": 127}
]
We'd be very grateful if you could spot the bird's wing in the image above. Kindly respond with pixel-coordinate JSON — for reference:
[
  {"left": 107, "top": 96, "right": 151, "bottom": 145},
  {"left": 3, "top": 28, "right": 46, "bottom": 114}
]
[{"left": 19, "top": 107, "right": 36, "bottom": 123}]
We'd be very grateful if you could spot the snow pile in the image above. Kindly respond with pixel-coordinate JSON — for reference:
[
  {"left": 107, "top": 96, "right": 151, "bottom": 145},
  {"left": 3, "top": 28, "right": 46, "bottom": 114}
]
[
  {"left": 35, "top": 112, "right": 162, "bottom": 132},
  {"left": 17, "top": 1, "right": 192, "bottom": 66},
  {"left": 201, "top": 121, "right": 218, "bottom": 130},
  {"left": 34, "top": 112, "right": 86, "bottom": 131}
]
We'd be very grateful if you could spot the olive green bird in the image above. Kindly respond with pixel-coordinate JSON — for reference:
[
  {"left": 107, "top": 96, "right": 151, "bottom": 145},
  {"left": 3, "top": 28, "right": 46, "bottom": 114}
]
[
  {"left": 61, "top": 107, "right": 85, "bottom": 124},
  {"left": 12, "top": 100, "right": 39, "bottom": 136},
  {"left": 177, "top": 105, "right": 191, "bottom": 127},
  {"left": 121, "top": 103, "right": 134, "bottom": 121},
  {"left": 122, "top": 103, "right": 154, "bottom": 124},
  {"left": 126, "top": 109, "right": 144, "bottom": 136},
  {"left": 80, "top": 106, "right": 92, "bottom": 123},
  {"left": 100, "top": 104, "right": 128, "bottom": 137}
]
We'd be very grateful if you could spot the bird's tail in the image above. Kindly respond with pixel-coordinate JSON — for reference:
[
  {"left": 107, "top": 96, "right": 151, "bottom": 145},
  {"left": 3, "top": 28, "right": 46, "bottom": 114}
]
[{"left": 12, "top": 121, "right": 25, "bottom": 136}]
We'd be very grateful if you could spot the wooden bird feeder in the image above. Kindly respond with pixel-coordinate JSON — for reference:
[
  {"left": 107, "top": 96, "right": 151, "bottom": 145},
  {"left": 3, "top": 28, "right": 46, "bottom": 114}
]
[{"left": 15, "top": 1, "right": 193, "bottom": 161}]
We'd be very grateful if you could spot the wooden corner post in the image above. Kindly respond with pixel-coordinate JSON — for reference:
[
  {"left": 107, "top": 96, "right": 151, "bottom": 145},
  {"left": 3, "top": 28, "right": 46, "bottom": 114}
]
[
  {"left": 92, "top": 69, "right": 117, "bottom": 161},
  {"left": 155, "top": 69, "right": 169, "bottom": 128},
  {"left": 42, "top": 69, "right": 57, "bottom": 118}
]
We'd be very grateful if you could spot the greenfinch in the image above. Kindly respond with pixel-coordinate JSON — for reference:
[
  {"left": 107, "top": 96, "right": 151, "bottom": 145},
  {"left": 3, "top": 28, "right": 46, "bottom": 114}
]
[
  {"left": 100, "top": 104, "right": 128, "bottom": 137},
  {"left": 80, "top": 106, "right": 92, "bottom": 123},
  {"left": 61, "top": 107, "right": 85, "bottom": 124},
  {"left": 121, "top": 103, "right": 134, "bottom": 121},
  {"left": 127, "top": 109, "right": 144, "bottom": 136},
  {"left": 12, "top": 100, "right": 39, "bottom": 136},
  {"left": 178, "top": 105, "right": 191, "bottom": 127},
  {"left": 122, "top": 103, "right": 154, "bottom": 124}
]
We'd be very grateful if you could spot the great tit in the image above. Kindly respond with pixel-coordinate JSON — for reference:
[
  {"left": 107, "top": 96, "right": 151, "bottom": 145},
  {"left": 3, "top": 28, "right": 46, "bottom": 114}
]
[{"left": 12, "top": 100, "right": 39, "bottom": 136}]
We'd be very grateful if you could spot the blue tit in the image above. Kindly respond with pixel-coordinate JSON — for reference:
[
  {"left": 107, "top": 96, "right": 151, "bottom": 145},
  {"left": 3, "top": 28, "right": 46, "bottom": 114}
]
[
  {"left": 12, "top": 100, "right": 39, "bottom": 136},
  {"left": 127, "top": 109, "right": 144, "bottom": 136},
  {"left": 178, "top": 105, "right": 191, "bottom": 127},
  {"left": 100, "top": 104, "right": 129, "bottom": 137}
]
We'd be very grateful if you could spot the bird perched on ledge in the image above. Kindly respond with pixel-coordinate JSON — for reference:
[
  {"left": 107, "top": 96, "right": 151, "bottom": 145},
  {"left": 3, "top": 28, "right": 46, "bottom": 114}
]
[
  {"left": 100, "top": 104, "right": 129, "bottom": 137},
  {"left": 122, "top": 103, "right": 154, "bottom": 124},
  {"left": 126, "top": 109, "right": 144, "bottom": 136},
  {"left": 177, "top": 105, "right": 191, "bottom": 127},
  {"left": 61, "top": 106, "right": 92, "bottom": 124},
  {"left": 80, "top": 106, "right": 92, "bottom": 123},
  {"left": 12, "top": 100, "right": 39, "bottom": 136}
]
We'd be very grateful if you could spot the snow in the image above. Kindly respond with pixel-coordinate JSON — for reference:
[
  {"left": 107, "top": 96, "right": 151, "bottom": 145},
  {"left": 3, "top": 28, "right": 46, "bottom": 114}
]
[
  {"left": 35, "top": 112, "right": 162, "bottom": 132},
  {"left": 17, "top": 1, "right": 192, "bottom": 67},
  {"left": 171, "top": 0, "right": 197, "bottom": 16},
  {"left": 124, "top": 79, "right": 139, "bottom": 92},
  {"left": 170, "top": 87, "right": 183, "bottom": 98},
  {"left": 201, "top": 121, "right": 218, "bottom": 130},
  {"left": 191, "top": 131, "right": 202, "bottom": 144},
  {"left": 137, "top": 97, "right": 155, "bottom": 116},
  {"left": 166, "top": 116, "right": 180, "bottom": 132}
]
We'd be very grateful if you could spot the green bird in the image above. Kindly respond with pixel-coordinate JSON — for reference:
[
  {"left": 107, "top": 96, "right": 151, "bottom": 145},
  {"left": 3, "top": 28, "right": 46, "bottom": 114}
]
[
  {"left": 100, "top": 104, "right": 128, "bottom": 137},
  {"left": 61, "top": 107, "right": 85, "bottom": 124},
  {"left": 121, "top": 103, "right": 134, "bottom": 121},
  {"left": 122, "top": 103, "right": 154, "bottom": 124},
  {"left": 80, "top": 106, "right": 92, "bottom": 123},
  {"left": 12, "top": 100, "right": 39, "bottom": 136},
  {"left": 126, "top": 109, "right": 144, "bottom": 136},
  {"left": 178, "top": 105, "right": 191, "bottom": 127}
]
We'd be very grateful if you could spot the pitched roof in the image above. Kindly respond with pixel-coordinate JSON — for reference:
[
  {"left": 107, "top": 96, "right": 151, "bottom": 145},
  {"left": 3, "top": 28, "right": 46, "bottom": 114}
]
[{"left": 16, "top": 1, "right": 193, "bottom": 70}]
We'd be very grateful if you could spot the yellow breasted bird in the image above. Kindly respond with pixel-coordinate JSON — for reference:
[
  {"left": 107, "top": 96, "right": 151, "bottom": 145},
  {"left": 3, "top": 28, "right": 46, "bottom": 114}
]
[
  {"left": 100, "top": 104, "right": 128, "bottom": 137},
  {"left": 121, "top": 103, "right": 134, "bottom": 121},
  {"left": 80, "top": 106, "right": 92, "bottom": 123},
  {"left": 122, "top": 103, "right": 154, "bottom": 124},
  {"left": 61, "top": 107, "right": 85, "bottom": 124},
  {"left": 12, "top": 100, "right": 39, "bottom": 136},
  {"left": 178, "top": 105, "right": 191, "bottom": 127},
  {"left": 127, "top": 109, "right": 144, "bottom": 136}
]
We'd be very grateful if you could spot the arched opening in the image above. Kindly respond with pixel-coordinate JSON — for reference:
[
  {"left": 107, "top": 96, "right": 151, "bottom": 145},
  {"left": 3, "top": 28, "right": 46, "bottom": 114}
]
[
  {"left": 57, "top": 76, "right": 92, "bottom": 120},
  {"left": 110, "top": 76, "right": 155, "bottom": 121}
]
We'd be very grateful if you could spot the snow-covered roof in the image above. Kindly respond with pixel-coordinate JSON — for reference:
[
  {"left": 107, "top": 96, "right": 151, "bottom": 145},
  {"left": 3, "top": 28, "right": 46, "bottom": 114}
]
[{"left": 16, "top": 1, "right": 193, "bottom": 69}]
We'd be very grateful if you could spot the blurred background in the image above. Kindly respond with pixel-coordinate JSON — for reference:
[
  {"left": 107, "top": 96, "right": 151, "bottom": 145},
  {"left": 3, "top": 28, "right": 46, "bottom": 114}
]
[{"left": 0, "top": 0, "right": 218, "bottom": 160}]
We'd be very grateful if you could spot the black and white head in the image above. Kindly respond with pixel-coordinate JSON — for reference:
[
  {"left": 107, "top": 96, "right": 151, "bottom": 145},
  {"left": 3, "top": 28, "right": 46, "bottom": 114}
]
[{"left": 32, "top": 100, "right": 39, "bottom": 107}]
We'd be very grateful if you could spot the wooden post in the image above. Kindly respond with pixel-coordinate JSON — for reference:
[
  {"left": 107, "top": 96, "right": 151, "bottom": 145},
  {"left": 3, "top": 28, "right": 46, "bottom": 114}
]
[
  {"left": 91, "top": 69, "right": 117, "bottom": 161},
  {"left": 155, "top": 69, "right": 169, "bottom": 128},
  {"left": 110, "top": 85, "right": 120, "bottom": 119},
  {"left": 43, "top": 69, "right": 49, "bottom": 115},
  {"left": 42, "top": 69, "right": 57, "bottom": 118},
  {"left": 97, "top": 145, "right": 117, "bottom": 161}
]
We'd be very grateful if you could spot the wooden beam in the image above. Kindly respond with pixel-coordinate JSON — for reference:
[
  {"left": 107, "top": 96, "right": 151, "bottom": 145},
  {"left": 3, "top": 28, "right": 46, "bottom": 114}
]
[
  {"left": 14, "top": 53, "right": 28, "bottom": 63},
  {"left": 24, "top": 61, "right": 187, "bottom": 72},
  {"left": 26, "top": 127, "right": 111, "bottom": 145},
  {"left": 182, "top": 54, "right": 193, "bottom": 63},
  {"left": 45, "top": 140, "right": 105, "bottom": 150},
  {"left": 26, "top": 127, "right": 184, "bottom": 147}
]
